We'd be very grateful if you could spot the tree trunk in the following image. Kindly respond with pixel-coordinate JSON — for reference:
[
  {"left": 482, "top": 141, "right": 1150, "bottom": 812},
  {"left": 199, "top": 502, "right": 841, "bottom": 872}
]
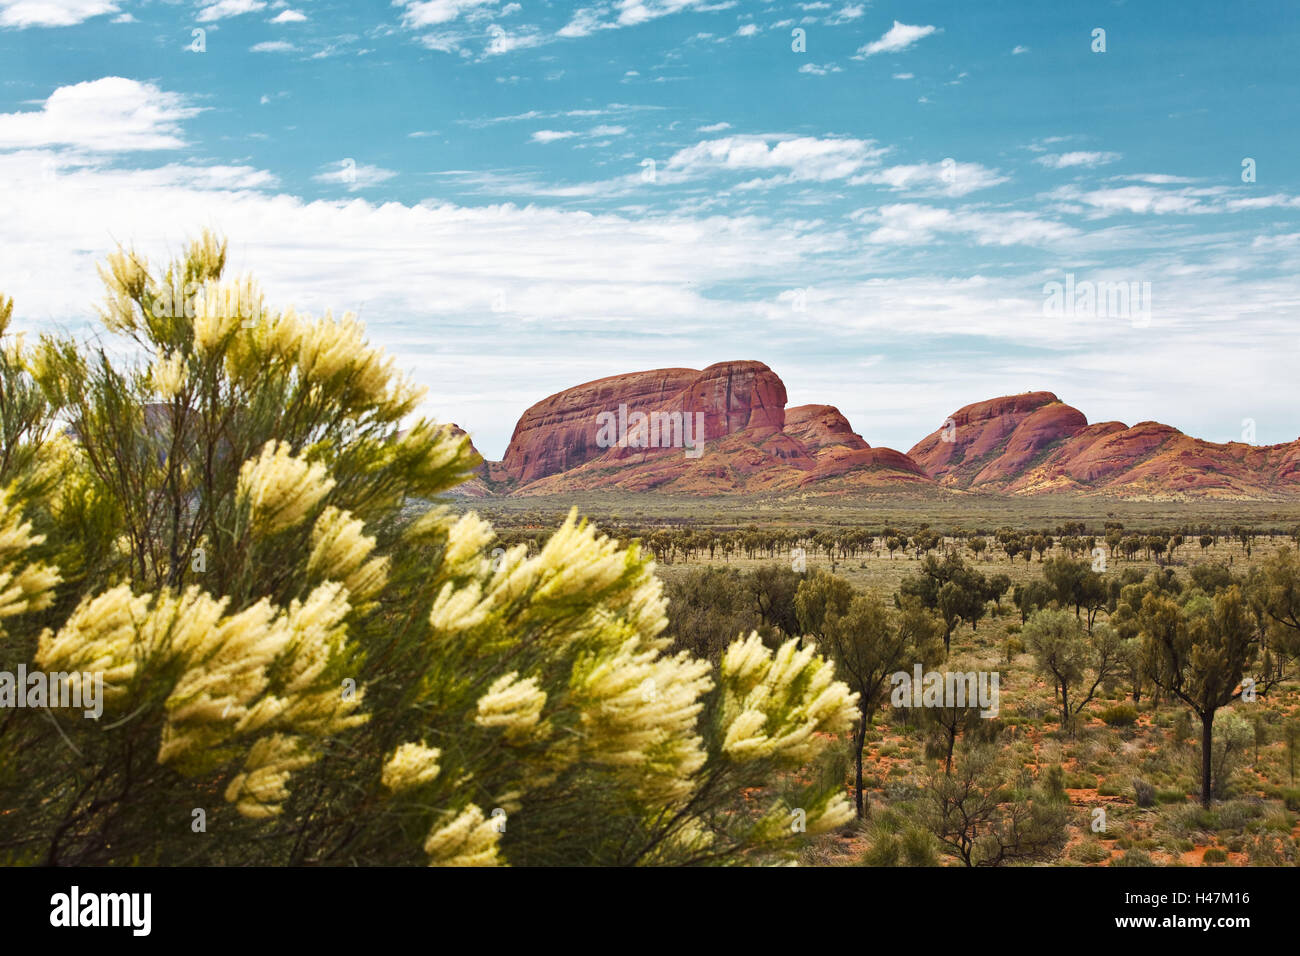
[
  {"left": 1200, "top": 710, "right": 1214, "bottom": 808},
  {"left": 854, "top": 717, "right": 868, "bottom": 818}
]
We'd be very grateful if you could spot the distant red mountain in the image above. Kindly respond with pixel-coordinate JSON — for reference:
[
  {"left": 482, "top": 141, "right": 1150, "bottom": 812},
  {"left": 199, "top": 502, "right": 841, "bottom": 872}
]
[
  {"left": 907, "top": 391, "right": 1300, "bottom": 499},
  {"left": 446, "top": 372, "right": 1300, "bottom": 500},
  {"left": 453, "top": 360, "right": 928, "bottom": 496}
]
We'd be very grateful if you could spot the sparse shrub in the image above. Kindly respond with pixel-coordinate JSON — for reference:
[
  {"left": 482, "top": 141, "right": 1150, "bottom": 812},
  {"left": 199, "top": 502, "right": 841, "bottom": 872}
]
[
  {"left": 1100, "top": 703, "right": 1138, "bottom": 727},
  {"left": 1069, "top": 840, "right": 1110, "bottom": 863},
  {"left": 1111, "top": 848, "right": 1154, "bottom": 866},
  {"left": 1202, "top": 847, "right": 1228, "bottom": 863},
  {"left": 1043, "top": 765, "right": 1067, "bottom": 804},
  {"left": 1133, "top": 778, "right": 1157, "bottom": 808},
  {"left": 1216, "top": 800, "right": 1263, "bottom": 832}
]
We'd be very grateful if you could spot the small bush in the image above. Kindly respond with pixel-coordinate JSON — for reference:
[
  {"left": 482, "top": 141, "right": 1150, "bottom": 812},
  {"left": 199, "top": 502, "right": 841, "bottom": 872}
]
[
  {"left": 1100, "top": 704, "right": 1138, "bottom": 727},
  {"left": 1202, "top": 847, "right": 1228, "bottom": 863},
  {"left": 1133, "top": 778, "right": 1157, "bottom": 808},
  {"left": 1111, "top": 848, "right": 1154, "bottom": 867},
  {"left": 1069, "top": 840, "right": 1110, "bottom": 864}
]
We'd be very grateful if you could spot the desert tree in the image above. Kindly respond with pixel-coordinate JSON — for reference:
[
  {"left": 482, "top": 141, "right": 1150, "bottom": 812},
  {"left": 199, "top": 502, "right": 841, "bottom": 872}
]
[
  {"left": 1022, "top": 609, "right": 1122, "bottom": 734},
  {"left": 920, "top": 741, "right": 1069, "bottom": 867},
  {"left": 796, "top": 572, "right": 941, "bottom": 817},
  {"left": 1134, "top": 586, "right": 1286, "bottom": 808}
]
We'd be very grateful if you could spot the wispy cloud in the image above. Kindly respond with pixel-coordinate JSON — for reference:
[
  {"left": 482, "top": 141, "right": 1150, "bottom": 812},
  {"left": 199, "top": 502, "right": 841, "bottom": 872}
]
[
  {"left": 1035, "top": 151, "right": 1121, "bottom": 169},
  {"left": 197, "top": 0, "right": 266, "bottom": 23},
  {"left": 856, "top": 21, "right": 937, "bottom": 58},
  {"left": 313, "top": 159, "right": 398, "bottom": 190}
]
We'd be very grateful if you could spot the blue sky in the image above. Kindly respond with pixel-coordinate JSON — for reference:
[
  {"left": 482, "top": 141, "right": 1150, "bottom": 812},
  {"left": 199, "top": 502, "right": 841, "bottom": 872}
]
[{"left": 2, "top": 0, "right": 1299, "bottom": 460}]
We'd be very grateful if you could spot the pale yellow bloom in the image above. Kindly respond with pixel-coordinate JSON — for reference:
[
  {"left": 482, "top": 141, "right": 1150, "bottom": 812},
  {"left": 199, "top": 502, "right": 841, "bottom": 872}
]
[
  {"left": 475, "top": 672, "right": 548, "bottom": 742},
  {"left": 297, "top": 312, "right": 405, "bottom": 407},
  {"left": 570, "top": 638, "right": 713, "bottom": 802},
  {"left": 382, "top": 742, "right": 442, "bottom": 793},
  {"left": 309, "top": 506, "right": 389, "bottom": 601},
  {"left": 35, "top": 585, "right": 150, "bottom": 702},
  {"left": 718, "top": 633, "right": 858, "bottom": 766},
  {"left": 224, "top": 734, "right": 314, "bottom": 819},
  {"left": 151, "top": 349, "right": 186, "bottom": 400},
  {"left": 193, "top": 277, "right": 264, "bottom": 355},
  {"left": 237, "top": 440, "right": 335, "bottom": 536},
  {"left": 423, "top": 805, "right": 502, "bottom": 867}
]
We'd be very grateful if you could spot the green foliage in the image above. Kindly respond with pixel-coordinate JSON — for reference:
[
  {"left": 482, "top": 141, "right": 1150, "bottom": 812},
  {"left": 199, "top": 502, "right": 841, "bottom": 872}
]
[
  {"left": 0, "top": 235, "right": 860, "bottom": 867},
  {"left": 1100, "top": 703, "right": 1139, "bottom": 727}
]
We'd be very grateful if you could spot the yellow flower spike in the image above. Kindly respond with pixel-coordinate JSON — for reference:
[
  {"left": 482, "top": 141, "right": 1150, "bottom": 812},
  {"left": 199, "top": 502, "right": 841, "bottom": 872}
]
[
  {"left": 422, "top": 805, "right": 502, "bottom": 867},
  {"left": 381, "top": 742, "right": 442, "bottom": 793},
  {"left": 236, "top": 440, "right": 335, "bottom": 536}
]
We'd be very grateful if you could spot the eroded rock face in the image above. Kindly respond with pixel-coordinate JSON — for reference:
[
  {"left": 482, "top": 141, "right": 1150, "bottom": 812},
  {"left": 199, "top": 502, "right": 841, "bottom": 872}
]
[
  {"left": 500, "top": 367, "right": 699, "bottom": 485},
  {"left": 495, "top": 362, "right": 928, "bottom": 495},
  {"left": 909, "top": 393, "right": 1300, "bottom": 499}
]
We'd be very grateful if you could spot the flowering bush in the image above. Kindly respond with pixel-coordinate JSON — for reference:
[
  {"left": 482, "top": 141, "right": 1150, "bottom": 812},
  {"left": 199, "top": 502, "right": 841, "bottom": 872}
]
[{"left": 0, "top": 235, "right": 856, "bottom": 865}]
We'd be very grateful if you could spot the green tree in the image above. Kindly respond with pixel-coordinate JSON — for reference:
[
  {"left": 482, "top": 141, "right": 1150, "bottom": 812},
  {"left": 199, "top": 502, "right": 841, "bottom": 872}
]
[
  {"left": 1136, "top": 587, "right": 1281, "bottom": 808},
  {"left": 1023, "top": 610, "right": 1122, "bottom": 734},
  {"left": 795, "top": 573, "right": 940, "bottom": 817},
  {"left": 899, "top": 552, "right": 989, "bottom": 655}
]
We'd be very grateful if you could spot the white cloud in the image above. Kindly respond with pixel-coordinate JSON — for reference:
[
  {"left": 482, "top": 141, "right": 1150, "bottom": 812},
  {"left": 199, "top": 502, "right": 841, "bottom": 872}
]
[
  {"left": 697, "top": 121, "right": 729, "bottom": 132},
  {"left": 251, "top": 40, "right": 296, "bottom": 52},
  {"left": 1050, "top": 184, "right": 1216, "bottom": 216},
  {"left": 397, "top": 0, "right": 493, "bottom": 28},
  {"left": 1012, "top": 44, "right": 1029, "bottom": 54},
  {"left": 798, "top": 62, "right": 842, "bottom": 75},
  {"left": 827, "top": 4, "right": 864, "bottom": 24},
  {"left": 269, "top": 8, "right": 305, "bottom": 22},
  {"left": 1035, "top": 151, "right": 1121, "bottom": 169},
  {"left": 557, "top": 0, "right": 727, "bottom": 36},
  {"left": 197, "top": 0, "right": 266, "bottom": 23},
  {"left": 0, "top": 77, "right": 200, "bottom": 151},
  {"left": 892, "top": 72, "right": 913, "bottom": 80},
  {"left": 853, "top": 203, "right": 1078, "bottom": 247},
  {"left": 531, "top": 129, "right": 579, "bottom": 143},
  {"left": 856, "top": 21, "right": 937, "bottom": 58},
  {"left": 0, "top": 0, "right": 118, "bottom": 27},
  {"left": 735, "top": 22, "right": 757, "bottom": 37},
  {"left": 558, "top": 6, "right": 603, "bottom": 37},
  {"left": 313, "top": 160, "right": 398, "bottom": 190},
  {"left": 483, "top": 23, "right": 545, "bottom": 55},
  {"left": 666, "top": 134, "right": 886, "bottom": 183},
  {"left": 851, "top": 160, "right": 1008, "bottom": 197}
]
